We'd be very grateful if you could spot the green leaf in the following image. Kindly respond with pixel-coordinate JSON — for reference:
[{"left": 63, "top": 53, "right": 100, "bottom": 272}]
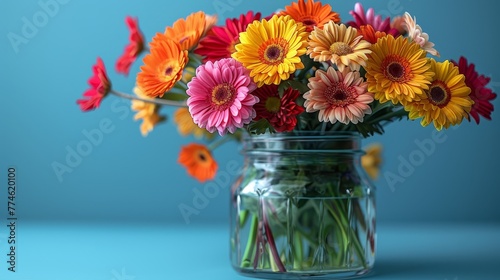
[{"left": 246, "top": 119, "right": 276, "bottom": 135}]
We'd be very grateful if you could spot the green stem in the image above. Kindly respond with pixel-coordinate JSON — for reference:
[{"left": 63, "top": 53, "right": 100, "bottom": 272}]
[
  {"left": 239, "top": 210, "right": 249, "bottom": 228},
  {"left": 334, "top": 198, "right": 368, "bottom": 269},
  {"left": 109, "top": 89, "right": 187, "bottom": 107},
  {"left": 324, "top": 201, "right": 349, "bottom": 254},
  {"left": 293, "top": 231, "right": 303, "bottom": 269},
  {"left": 207, "top": 135, "right": 234, "bottom": 151},
  {"left": 241, "top": 215, "right": 258, "bottom": 268}
]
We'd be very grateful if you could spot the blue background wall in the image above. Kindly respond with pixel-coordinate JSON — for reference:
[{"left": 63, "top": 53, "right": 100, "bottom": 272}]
[{"left": 1, "top": 0, "right": 499, "bottom": 226}]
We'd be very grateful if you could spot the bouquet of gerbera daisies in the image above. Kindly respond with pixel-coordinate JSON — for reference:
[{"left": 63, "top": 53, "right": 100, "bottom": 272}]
[{"left": 77, "top": 0, "right": 496, "bottom": 182}]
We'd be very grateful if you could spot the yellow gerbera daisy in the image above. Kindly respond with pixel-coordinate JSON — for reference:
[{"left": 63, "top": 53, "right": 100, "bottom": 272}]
[
  {"left": 232, "top": 15, "right": 308, "bottom": 87},
  {"left": 131, "top": 87, "right": 166, "bottom": 136},
  {"left": 307, "top": 22, "right": 372, "bottom": 71},
  {"left": 361, "top": 143, "right": 383, "bottom": 180},
  {"left": 365, "top": 35, "right": 434, "bottom": 105},
  {"left": 173, "top": 107, "right": 214, "bottom": 140},
  {"left": 405, "top": 59, "right": 473, "bottom": 130}
]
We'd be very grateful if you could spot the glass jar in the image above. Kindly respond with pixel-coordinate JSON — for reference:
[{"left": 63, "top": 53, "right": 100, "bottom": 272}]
[{"left": 230, "top": 131, "right": 376, "bottom": 279}]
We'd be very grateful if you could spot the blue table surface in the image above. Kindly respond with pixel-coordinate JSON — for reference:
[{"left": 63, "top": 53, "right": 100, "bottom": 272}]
[{"left": 0, "top": 222, "right": 498, "bottom": 280}]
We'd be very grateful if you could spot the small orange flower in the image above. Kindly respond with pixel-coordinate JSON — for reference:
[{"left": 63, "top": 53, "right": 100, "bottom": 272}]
[
  {"left": 137, "top": 33, "right": 188, "bottom": 98},
  {"left": 280, "top": 0, "right": 340, "bottom": 32},
  {"left": 164, "top": 11, "right": 214, "bottom": 51},
  {"left": 178, "top": 143, "right": 218, "bottom": 183}
]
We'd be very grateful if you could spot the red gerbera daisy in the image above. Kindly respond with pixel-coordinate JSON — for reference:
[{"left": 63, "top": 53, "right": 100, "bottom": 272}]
[
  {"left": 452, "top": 56, "right": 497, "bottom": 124},
  {"left": 253, "top": 84, "right": 304, "bottom": 132},
  {"left": 116, "top": 16, "right": 145, "bottom": 76},
  {"left": 194, "top": 11, "right": 261, "bottom": 63},
  {"left": 77, "top": 57, "right": 111, "bottom": 112}
]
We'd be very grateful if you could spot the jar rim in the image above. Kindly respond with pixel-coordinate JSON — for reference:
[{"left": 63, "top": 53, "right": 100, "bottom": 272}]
[
  {"left": 242, "top": 131, "right": 364, "bottom": 154},
  {"left": 243, "top": 131, "right": 362, "bottom": 140}
]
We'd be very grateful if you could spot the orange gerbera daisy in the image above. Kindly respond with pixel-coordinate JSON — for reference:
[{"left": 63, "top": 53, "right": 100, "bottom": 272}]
[
  {"left": 178, "top": 143, "right": 218, "bottom": 183},
  {"left": 280, "top": 0, "right": 341, "bottom": 32},
  {"left": 137, "top": 33, "right": 188, "bottom": 98},
  {"left": 164, "top": 11, "right": 214, "bottom": 51},
  {"left": 365, "top": 35, "right": 434, "bottom": 105},
  {"left": 357, "top": 24, "right": 387, "bottom": 44}
]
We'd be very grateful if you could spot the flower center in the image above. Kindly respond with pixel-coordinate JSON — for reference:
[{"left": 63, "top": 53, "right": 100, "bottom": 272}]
[
  {"left": 302, "top": 18, "right": 317, "bottom": 26},
  {"left": 325, "top": 83, "right": 356, "bottom": 107},
  {"left": 426, "top": 81, "right": 451, "bottom": 108},
  {"left": 388, "top": 63, "right": 404, "bottom": 79},
  {"left": 333, "top": 90, "right": 346, "bottom": 101},
  {"left": 329, "top": 42, "right": 352, "bottom": 56},
  {"left": 198, "top": 151, "right": 207, "bottom": 162},
  {"left": 164, "top": 66, "right": 174, "bottom": 76},
  {"left": 265, "top": 96, "right": 281, "bottom": 113},
  {"left": 259, "top": 38, "right": 288, "bottom": 65},
  {"left": 382, "top": 55, "right": 412, "bottom": 82},
  {"left": 301, "top": 17, "right": 317, "bottom": 31},
  {"left": 211, "top": 83, "right": 236, "bottom": 109}
]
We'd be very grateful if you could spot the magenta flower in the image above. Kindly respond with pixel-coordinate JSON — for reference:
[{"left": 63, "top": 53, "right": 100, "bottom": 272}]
[
  {"left": 77, "top": 57, "right": 111, "bottom": 112},
  {"left": 116, "top": 16, "right": 145, "bottom": 76},
  {"left": 347, "top": 3, "right": 400, "bottom": 37},
  {"left": 186, "top": 58, "right": 258, "bottom": 135}
]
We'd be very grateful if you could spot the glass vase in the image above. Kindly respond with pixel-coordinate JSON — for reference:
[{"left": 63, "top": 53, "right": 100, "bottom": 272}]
[{"left": 230, "top": 131, "right": 376, "bottom": 279}]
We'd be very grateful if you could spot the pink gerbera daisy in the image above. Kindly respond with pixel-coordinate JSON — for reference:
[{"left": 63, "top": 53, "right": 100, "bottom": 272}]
[
  {"left": 253, "top": 84, "right": 304, "bottom": 132},
  {"left": 452, "top": 56, "right": 497, "bottom": 124},
  {"left": 116, "top": 16, "right": 145, "bottom": 76},
  {"left": 186, "top": 58, "right": 258, "bottom": 135},
  {"left": 304, "top": 67, "right": 374, "bottom": 124},
  {"left": 195, "top": 11, "right": 261, "bottom": 63},
  {"left": 77, "top": 57, "right": 111, "bottom": 112},
  {"left": 347, "top": 3, "right": 399, "bottom": 37}
]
